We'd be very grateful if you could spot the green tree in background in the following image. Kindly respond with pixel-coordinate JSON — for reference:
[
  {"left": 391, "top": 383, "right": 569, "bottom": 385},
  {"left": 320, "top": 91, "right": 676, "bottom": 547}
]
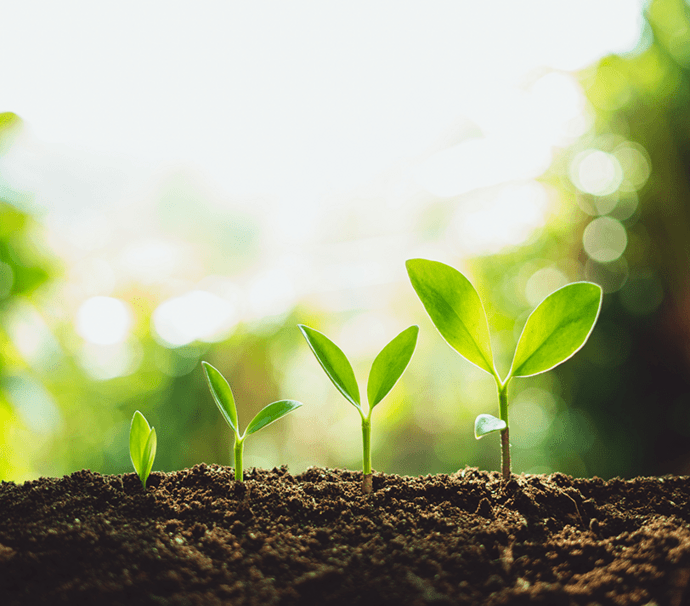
[
  {"left": 0, "top": 113, "right": 55, "bottom": 479},
  {"left": 547, "top": 0, "right": 690, "bottom": 476}
]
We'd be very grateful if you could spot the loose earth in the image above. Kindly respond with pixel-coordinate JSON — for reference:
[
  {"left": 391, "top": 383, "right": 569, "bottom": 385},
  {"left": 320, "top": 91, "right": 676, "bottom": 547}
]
[{"left": 1, "top": 464, "right": 689, "bottom": 605}]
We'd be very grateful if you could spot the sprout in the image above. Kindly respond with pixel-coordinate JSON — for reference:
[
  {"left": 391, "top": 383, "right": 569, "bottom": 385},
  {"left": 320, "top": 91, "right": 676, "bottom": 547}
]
[
  {"left": 299, "top": 324, "right": 419, "bottom": 494},
  {"left": 202, "top": 361, "right": 302, "bottom": 482},
  {"left": 129, "top": 410, "right": 157, "bottom": 490},
  {"left": 406, "top": 258, "right": 602, "bottom": 481}
]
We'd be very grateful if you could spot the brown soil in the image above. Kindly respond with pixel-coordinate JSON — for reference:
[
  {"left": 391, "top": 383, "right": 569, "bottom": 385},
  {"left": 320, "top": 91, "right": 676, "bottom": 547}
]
[{"left": 1, "top": 464, "right": 690, "bottom": 605}]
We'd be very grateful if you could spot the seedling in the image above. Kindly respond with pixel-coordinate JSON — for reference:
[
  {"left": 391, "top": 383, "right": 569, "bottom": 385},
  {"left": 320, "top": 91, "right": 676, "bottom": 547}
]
[
  {"left": 406, "top": 258, "right": 602, "bottom": 481},
  {"left": 129, "top": 410, "right": 157, "bottom": 489},
  {"left": 299, "top": 324, "right": 419, "bottom": 494},
  {"left": 202, "top": 361, "right": 302, "bottom": 482}
]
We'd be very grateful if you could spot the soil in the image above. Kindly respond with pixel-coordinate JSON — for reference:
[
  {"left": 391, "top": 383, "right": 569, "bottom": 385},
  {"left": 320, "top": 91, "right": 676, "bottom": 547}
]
[{"left": 1, "top": 465, "right": 690, "bottom": 606}]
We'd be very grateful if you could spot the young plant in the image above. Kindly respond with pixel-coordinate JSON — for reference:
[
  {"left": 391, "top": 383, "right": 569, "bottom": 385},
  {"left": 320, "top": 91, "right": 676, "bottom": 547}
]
[
  {"left": 299, "top": 323, "right": 419, "bottom": 494},
  {"left": 406, "top": 258, "right": 602, "bottom": 481},
  {"left": 129, "top": 410, "right": 157, "bottom": 490},
  {"left": 202, "top": 361, "right": 302, "bottom": 482}
]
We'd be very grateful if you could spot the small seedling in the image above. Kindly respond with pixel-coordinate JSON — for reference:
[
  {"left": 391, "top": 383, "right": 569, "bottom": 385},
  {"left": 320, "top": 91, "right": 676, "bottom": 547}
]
[
  {"left": 202, "top": 361, "right": 302, "bottom": 482},
  {"left": 129, "top": 410, "right": 157, "bottom": 489},
  {"left": 406, "top": 258, "right": 602, "bottom": 481},
  {"left": 299, "top": 324, "right": 419, "bottom": 494}
]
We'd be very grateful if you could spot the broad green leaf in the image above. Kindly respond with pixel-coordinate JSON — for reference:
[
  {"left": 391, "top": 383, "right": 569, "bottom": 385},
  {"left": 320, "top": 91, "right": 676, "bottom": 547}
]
[
  {"left": 406, "top": 259, "right": 494, "bottom": 375},
  {"left": 245, "top": 399, "right": 303, "bottom": 436},
  {"left": 298, "top": 325, "right": 361, "bottom": 409},
  {"left": 202, "top": 361, "right": 239, "bottom": 434},
  {"left": 474, "top": 414, "right": 506, "bottom": 439},
  {"left": 129, "top": 410, "right": 150, "bottom": 477},
  {"left": 367, "top": 325, "right": 419, "bottom": 409},
  {"left": 509, "top": 282, "right": 603, "bottom": 378}
]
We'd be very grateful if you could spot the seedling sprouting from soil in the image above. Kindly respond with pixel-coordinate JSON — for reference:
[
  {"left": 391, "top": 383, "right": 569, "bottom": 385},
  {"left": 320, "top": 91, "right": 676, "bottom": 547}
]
[
  {"left": 299, "top": 324, "right": 419, "bottom": 494},
  {"left": 202, "top": 361, "right": 302, "bottom": 482},
  {"left": 406, "top": 258, "right": 602, "bottom": 481},
  {"left": 129, "top": 410, "right": 157, "bottom": 489}
]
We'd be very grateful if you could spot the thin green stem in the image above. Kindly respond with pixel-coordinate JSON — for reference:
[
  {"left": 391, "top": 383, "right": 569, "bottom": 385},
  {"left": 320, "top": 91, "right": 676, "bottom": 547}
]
[
  {"left": 234, "top": 436, "right": 244, "bottom": 482},
  {"left": 361, "top": 411, "right": 373, "bottom": 494},
  {"left": 498, "top": 380, "right": 510, "bottom": 481},
  {"left": 361, "top": 415, "right": 372, "bottom": 475}
]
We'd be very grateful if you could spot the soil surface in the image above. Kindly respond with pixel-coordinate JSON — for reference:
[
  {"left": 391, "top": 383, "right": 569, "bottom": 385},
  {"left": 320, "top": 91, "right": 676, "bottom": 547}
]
[{"left": 1, "top": 464, "right": 690, "bottom": 605}]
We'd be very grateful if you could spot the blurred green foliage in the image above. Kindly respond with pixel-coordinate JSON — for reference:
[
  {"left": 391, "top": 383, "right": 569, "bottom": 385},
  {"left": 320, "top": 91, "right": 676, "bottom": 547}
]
[{"left": 4, "top": 0, "right": 690, "bottom": 482}]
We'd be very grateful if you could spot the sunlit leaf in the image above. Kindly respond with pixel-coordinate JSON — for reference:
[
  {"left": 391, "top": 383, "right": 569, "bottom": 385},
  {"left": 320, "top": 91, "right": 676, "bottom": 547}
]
[
  {"left": 202, "top": 361, "right": 239, "bottom": 434},
  {"left": 142, "top": 427, "right": 157, "bottom": 481},
  {"left": 367, "top": 325, "right": 419, "bottom": 409},
  {"left": 509, "top": 282, "right": 603, "bottom": 378},
  {"left": 406, "top": 259, "right": 495, "bottom": 375},
  {"left": 129, "top": 410, "right": 156, "bottom": 488},
  {"left": 474, "top": 414, "right": 506, "bottom": 439},
  {"left": 298, "top": 324, "right": 361, "bottom": 410},
  {"left": 129, "top": 410, "right": 150, "bottom": 477},
  {"left": 245, "top": 399, "right": 302, "bottom": 436}
]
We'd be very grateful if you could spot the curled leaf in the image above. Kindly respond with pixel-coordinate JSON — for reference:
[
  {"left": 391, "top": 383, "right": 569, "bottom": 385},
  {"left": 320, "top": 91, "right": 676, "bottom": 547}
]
[
  {"left": 129, "top": 410, "right": 157, "bottom": 489},
  {"left": 474, "top": 414, "right": 506, "bottom": 439}
]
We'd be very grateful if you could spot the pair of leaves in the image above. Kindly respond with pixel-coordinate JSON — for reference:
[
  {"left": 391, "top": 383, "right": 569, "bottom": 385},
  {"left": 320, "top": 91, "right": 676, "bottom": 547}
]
[
  {"left": 406, "top": 259, "right": 602, "bottom": 438},
  {"left": 202, "top": 361, "right": 302, "bottom": 439},
  {"left": 129, "top": 410, "right": 157, "bottom": 489},
  {"left": 406, "top": 258, "right": 602, "bottom": 381},
  {"left": 298, "top": 324, "right": 419, "bottom": 415}
]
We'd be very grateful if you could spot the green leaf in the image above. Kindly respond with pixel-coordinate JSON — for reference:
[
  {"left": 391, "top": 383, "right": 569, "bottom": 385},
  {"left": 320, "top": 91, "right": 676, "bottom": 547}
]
[
  {"left": 245, "top": 399, "right": 302, "bottom": 436},
  {"left": 367, "top": 325, "right": 419, "bottom": 409},
  {"left": 298, "top": 325, "right": 361, "bottom": 410},
  {"left": 129, "top": 410, "right": 156, "bottom": 487},
  {"left": 509, "top": 282, "right": 603, "bottom": 378},
  {"left": 406, "top": 259, "right": 494, "bottom": 375},
  {"left": 474, "top": 414, "right": 506, "bottom": 439},
  {"left": 142, "top": 428, "right": 157, "bottom": 481},
  {"left": 202, "top": 361, "right": 239, "bottom": 434}
]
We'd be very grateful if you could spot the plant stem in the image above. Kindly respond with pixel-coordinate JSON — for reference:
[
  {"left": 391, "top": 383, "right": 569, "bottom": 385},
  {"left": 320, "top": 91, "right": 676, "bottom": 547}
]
[
  {"left": 234, "top": 436, "right": 244, "bottom": 482},
  {"left": 498, "top": 381, "right": 510, "bottom": 481},
  {"left": 361, "top": 414, "right": 372, "bottom": 494}
]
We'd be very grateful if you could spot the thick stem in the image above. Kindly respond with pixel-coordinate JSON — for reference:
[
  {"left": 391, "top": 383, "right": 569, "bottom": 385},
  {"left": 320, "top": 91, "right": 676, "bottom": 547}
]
[
  {"left": 498, "top": 381, "right": 511, "bottom": 481},
  {"left": 361, "top": 415, "right": 372, "bottom": 494},
  {"left": 234, "top": 436, "right": 244, "bottom": 482}
]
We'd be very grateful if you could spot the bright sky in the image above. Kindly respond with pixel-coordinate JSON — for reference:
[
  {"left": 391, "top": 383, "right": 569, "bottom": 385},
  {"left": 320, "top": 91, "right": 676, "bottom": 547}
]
[{"left": 2, "top": 1, "right": 645, "bottom": 201}]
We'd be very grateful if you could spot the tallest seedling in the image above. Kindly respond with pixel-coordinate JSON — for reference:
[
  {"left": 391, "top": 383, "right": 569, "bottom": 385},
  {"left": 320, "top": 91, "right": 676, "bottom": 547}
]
[{"left": 406, "top": 259, "right": 602, "bottom": 481}]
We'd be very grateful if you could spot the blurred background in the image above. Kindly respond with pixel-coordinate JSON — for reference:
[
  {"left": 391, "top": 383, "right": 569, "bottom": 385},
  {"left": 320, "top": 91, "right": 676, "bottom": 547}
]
[{"left": 2, "top": 0, "right": 688, "bottom": 482}]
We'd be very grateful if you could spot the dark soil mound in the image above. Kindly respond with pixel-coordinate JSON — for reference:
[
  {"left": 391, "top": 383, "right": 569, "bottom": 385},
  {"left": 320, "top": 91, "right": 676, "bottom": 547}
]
[{"left": 1, "top": 464, "right": 689, "bottom": 605}]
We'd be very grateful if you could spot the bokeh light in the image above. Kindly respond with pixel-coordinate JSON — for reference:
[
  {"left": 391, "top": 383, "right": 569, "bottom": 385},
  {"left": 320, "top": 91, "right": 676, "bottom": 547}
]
[
  {"left": 583, "top": 217, "right": 628, "bottom": 262},
  {"left": 75, "top": 296, "right": 133, "bottom": 345},
  {"left": 152, "top": 290, "right": 238, "bottom": 347},
  {"left": 570, "top": 150, "right": 624, "bottom": 196}
]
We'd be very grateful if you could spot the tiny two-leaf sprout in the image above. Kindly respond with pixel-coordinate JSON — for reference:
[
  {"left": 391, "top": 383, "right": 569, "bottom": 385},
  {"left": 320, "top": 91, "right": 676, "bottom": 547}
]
[
  {"left": 406, "top": 258, "right": 602, "bottom": 481},
  {"left": 129, "top": 410, "right": 157, "bottom": 490},
  {"left": 202, "top": 361, "right": 302, "bottom": 482},
  {"left": 298, "top": 324, "right": 419, "bottom": 494}
]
